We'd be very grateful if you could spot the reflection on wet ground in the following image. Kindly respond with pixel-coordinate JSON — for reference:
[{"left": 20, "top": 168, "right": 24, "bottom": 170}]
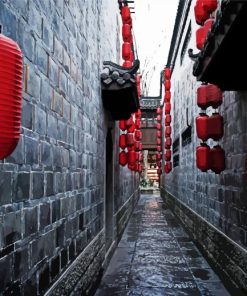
[{"left": 95, "top": 194, "right": 229, "bottom": 296}]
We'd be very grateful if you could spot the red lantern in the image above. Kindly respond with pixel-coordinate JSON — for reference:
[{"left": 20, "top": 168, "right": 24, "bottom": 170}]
[
  {"left": 128, "top": 145, "right": 135, "bottom": 152},
  {"left": 165, "top": 80, "right": 171, "bottom": 91},
  {"left": 126, "top": 133, "right": 134, "bottom": 146},
  {"left": 202, "top": 0, "right": 218, "bottom": 13},
  {"left": 194, "top": 0, "right": 210, "bottom": 25},
  {"left": 208, "top": 113, "right": 224, "bottom": 141},
  {"left": 165, "top": 103, "right": 171, "bottom": 114},
  {"left": 156, "top": 153, "right": 161, "bottom": 161},
  {"left": 128, "top": 163, "right": 135, "bottom": 171},
  {"left": 157, "top": 107, "right": 162, "bottom": 115},
  {"left": 164, "top": 68, "right": 171, "bottom": 80},
  {"left": 135, "top": 141, "right": 140, "bottom": 151},
  {"left": 196, "top": 144, "right": 210, "bottom": 172},
  {"left": 165, "top": 150, "right": 171, "bottom": 161},
  {"left": 123, "top": 60, "right": 132, "bottom": 68},
  {"left": 157, "top": 138, "right": 161, "bottom": 145},
  {"left": 165, "top": 162, "right": 172, "bottom": 174},
  {"left": 121, "top": 6, "right": 131, "bottom": 23},
  {"left": 135, "top": 130, "right": 142, "bottom": 141},
  {"left": 135, "top": 109, "right": 141, "bottom": 118},
  {"left": 0, "top": 33, "right": 23, "bottom": 160},
  {"left": 122, "top": 24, "right": 131, "bottom": 42},
  {"left": 119, "top": 151, "right": 128, "bottom": 166},
  {"left": 157, "top": 161, "right": 161, "bottom": 168},
  {"left": 156, "top": 131, "right": 161, "bottom": 138},
  {"left": 156, "top": 123, "right": 161, "bottom": 130},
  {"left": 165, "top": 91, "right": 171, "bottom": 102},
  {"left": 165, "top": 115, "right": 171, "bottom": 126},
  {"left": 196, "top": 113, "right": 209, "bottom": 141},
  {"left": 157, "top": 115, "right": 161, "bottom": 122},
  {"left": 165, "top": 137, "right": 172, "bottom": 149},
  {"left": 119, "top": 134, "right": 127, "bottom": 149},
  {"left": 157, "top": 145, "right": 161, "bottom": 152},
  {"left": 196, "top": 18, "right": 214, "bottom": 50},
  {"left": 128, "top": 151, "right": 136, "bottom": 165},
  {"left": 125, "top": 117, "right": 133, "bottom": 129},
  {"left": 210, "top": 145, "right": 225, "bottom": 174},
  {"left": 197, "top": 84, "right": 223, "bottom": 109},
  {"left": 135, "top": 119, "right": 141, "bottom": 129},
  {"left": 119, "top": 120, "right": 126, "bottom": 131},
  {"left": 122, "top": 42, "right": 131, "bottom": 60},
  {"left": 165, "top": 126, "right": 171, "bottom": 137},
  {"left": 127, "top": 123, "right": 135, "bottom": 133}
]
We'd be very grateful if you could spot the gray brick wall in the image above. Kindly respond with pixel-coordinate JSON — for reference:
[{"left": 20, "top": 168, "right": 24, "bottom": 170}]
[{"left": 0, "top": 0, "right": 139, "bottom": 294}]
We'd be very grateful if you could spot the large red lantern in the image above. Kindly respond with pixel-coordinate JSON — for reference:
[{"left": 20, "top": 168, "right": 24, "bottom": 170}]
[
  {"left": 128, "top": 151, "right": 136, "bottom": 165},
  {"left": 119, "top": 134, "right": 127, "bottom": 149},
  {"left": 123, "top": 60, "right": 132, "bottom": 68},
  {"left": 196, "top": 18, "right": 214, "bottom": 50},
  {"left": 121, "top": 6, "right": 131, "bottom": 23},
  {"left": 165, "top": 137, "right": 172, "bottom": 149},
  {"left": 196, "top": 113, "right": 209, "bottom": 141},
  {"left": 122, "top": 24, "right": 131, "bottom": 42},
  {"left": 164, "top": 68, "right": 171, "bottom": 80},
  {"left": 119, "top": 151, "right": 128, "bottom": 166},
  {"left": 165, "top": 126, "right": 171, "bottom": 137},
  {"left": 202, "top": 0, "right": 218, "bottom": 13},
  {"left": 210, "top": 145, "right": 225, "bottom": 174},
  {"left": 196, "top": 144, "right": 210, "bottom": 172},
  {"left": 197, "top": 84, "right": 223, "bottom": 109},
  {"left": 194, "top": 0, "right": 210, "bottom": 25},
  {"left": 126, "top": 133, "right": 134, "bottom": 146},
  {"left": 127, "top": 123, "right": 135, "bottom": 133},
  {"left": 165, "top": 115, "right": 171, "bottom": 126},
  {"left": 165, "top": 91, "right": 171, "bottom": 102},
  {"left": 0, "top": 33, "right": 23, "bottom": 160},
  {"left": 122, "top": 42, "right": 131, "bottom": 60},
  {"left": 165, "top": 103, "right": 171, "bottom": 114},
  {"left": 165, "top": 80, "right": 171, "bottom": 91},
  {"left": 208, "top": 113, "right": 224, "bottom": 141},
  {"left": 119, "top": 120, "right": 126, "bottom": 131},
  {"left": 165, "top": 150, "right": 171, "bottom": 161},
  {"left": 135, "top": 130, "right": 142, "bottom": 141}
]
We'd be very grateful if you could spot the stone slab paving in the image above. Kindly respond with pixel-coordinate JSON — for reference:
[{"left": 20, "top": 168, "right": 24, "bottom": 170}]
[{"left": 95, "top": 194, "right": 230, "bottom": 296}]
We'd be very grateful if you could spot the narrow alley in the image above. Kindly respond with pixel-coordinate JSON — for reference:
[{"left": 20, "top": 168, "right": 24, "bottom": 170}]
[{"left": 96, "top": 194, "right": 229, "bottom": 296}]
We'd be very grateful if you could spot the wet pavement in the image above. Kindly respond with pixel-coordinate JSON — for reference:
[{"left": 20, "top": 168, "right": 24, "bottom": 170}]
[{"left": 95, "top": 194, "right": 230, "bottom": 296}]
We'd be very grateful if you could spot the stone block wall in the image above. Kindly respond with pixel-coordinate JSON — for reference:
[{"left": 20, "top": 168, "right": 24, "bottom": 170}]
[
  {"left": 161, "top": 0, "right": 247, "bottom": 291},
  {"left": 0, "top": 0, "right": 139, "bottom": 294}
]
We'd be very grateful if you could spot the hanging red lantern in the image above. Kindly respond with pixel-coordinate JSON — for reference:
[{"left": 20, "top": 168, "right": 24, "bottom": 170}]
[
  {"left": 128, "top": 151, "right": 136, "bottom": 165},
  {"left": 0, "top": 33, "right": 23, "bottom": 160},
  {"left": 210, "top": 145, "right": 225, "bottom": 174},
  {"left": 122, "top": 42, "right": 131, "bottom": 60},
  {"left": 165, "top": 115, "right": 171, "bottom": 126},
  {"left": 156, "top": 131, "right": 161, "bottom": 138},
  {"left": 156, "top": 123, "right": 161, "bottom": 130},
  {"left": 135, "top": 109, "right": 141, "bottom": 118},
  {"left": 196, "top": 144, "right": 210, "bottom": 172},
  {"left": 156, "top": 153, "right": 161, "bottom": 161},
  {"left": 123, "top": 60, "right": 132, "bottom": 68},
  {"left": 165, "top": 80, "right": 171, "bottom": 91},
  {"left": 202, "top": 0, "right": 218, "bottom": 13},
  {"left": 165, "top": 126, "right": 171, "bottom": 137},
  {"left": 197, "top": 84, "right": 223, "bottom": 109},
  {"left": 196, "top": 113, "right": 209, "bottom": 141},
  {"left": 122, "top": 24, "right": 131, "bottom": 42},
  {"left": 135, "top": 141, "right": 140, "bottom": 151},
  {"left": 135, "top": 119, "right": 141, "bottom": 129},
  {"left": 164, "top": 68, "right": 171, "bottom": 80},
  {"left": 127, "top": 123, "right": 135, "bottom": 133},
  {"left": 165, "top": 150, "right": 171, "bottom": 161},
  {"left": 165, "top": 162, "right": 172, "bottom": 174},
  {"left": 126, "top": 133, "right": 134, "bottom": 146},
  {"left": 128, "top": 163, "right": 135, "bottom": 171},
  {"left": 157, "top": 107, "right": 162, "bottom": 115},
  {"left": 208, "top": 113, "right": 224, "bottom": 141},
  {"left": 125, "top": 117, "right": 133, "bottom": 129},
  {"left": 119, "top": 120, "right": 126, "bottom": 131},
  {"left": 157, "top": 138, "right": 161, "bottom": 145},
  {"left": 157, "top": 115, "right": 161, "bottom": 122},
  {"left": 119, "top": 151, "right": 128, "bottom": 166},
  {"left": 165, "top": 91, "right": 171, "bottom": 102},
  {"left": 196, "top": 18, "right": 214, "bottom": 50},
  {"left": 121, "top": 6, "right": 131, "bottom": 23},
  {"left": 135, "top": 130, "right": 142, "bottom": 141},
  {"left": 157, "top": 145, "right": 161, "bottom": 152},
  {"left": 165, "top": 103, "right": 171, "bottom": 114},
  {"left": 119, "top": 134, "right": 127, "bottom": 149},
  {"left": 194, "top": 0, "right": 210, "bottom": 25},
  {"left": 165, "top": 137, "right": 172, "bottom": 149}
]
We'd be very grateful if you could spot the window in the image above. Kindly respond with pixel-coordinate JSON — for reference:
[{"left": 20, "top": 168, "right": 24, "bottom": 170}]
[
  {"left": 182, "top": 126, "right": 192, "bottom": 147},
  {"left": 172, "top": 137, "right": 180, "bottom": 167}
]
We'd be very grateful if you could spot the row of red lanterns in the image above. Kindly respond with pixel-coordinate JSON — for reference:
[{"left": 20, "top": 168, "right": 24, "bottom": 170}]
[
  {"left": 121, "top": 6, "right": 134, "bottom": 68},
  {"left": 0, "top": 32, "right": 23, "bottom": 160},
  {"left": 156, "top": 107, "right": 162, "bottom": 175},
  {"left": 164, "top": 67, "right": 172, "bottom": 174}
]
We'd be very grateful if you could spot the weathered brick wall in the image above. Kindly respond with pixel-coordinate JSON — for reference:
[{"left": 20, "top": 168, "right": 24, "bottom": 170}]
[
  {"left": 161, "top": 0, "right": 247, "bottom": 290},
  {"left": 0, "top": 0, "right": 139, "bottom": 294}
]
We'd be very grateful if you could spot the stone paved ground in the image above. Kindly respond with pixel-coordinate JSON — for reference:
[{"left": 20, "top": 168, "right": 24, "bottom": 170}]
[{"left": 95, "top": 194, "right": 230, "bottom": 296}]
